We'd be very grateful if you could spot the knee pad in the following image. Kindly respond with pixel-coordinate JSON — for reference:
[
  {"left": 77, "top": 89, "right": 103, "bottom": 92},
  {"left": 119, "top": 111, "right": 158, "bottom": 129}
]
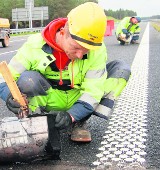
[{"left": 106, "top": 60, "right": 131, "bottom": 81}]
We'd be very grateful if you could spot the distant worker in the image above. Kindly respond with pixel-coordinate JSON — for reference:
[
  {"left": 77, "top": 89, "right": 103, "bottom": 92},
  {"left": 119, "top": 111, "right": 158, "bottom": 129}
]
[{"left": 116, "top": 16, "right": 141, "bottom": 45}]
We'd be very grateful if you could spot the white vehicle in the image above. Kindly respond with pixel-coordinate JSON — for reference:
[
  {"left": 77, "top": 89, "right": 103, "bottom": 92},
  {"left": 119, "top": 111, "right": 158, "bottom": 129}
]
[{"left": 0, "top": 18, "right": 10, "bottom": 47}]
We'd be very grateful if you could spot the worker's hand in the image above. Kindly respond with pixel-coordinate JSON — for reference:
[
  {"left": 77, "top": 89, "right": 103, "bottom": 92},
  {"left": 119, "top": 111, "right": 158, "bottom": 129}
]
[
  {"left": 49, "top": 111, "right": 72, "bottom": 130},
  {"left": 6, "top": 93, "right": 29, "bottom": 118},
  {"left": 119, "top": 33, "right": 126, "bottom": 41}
]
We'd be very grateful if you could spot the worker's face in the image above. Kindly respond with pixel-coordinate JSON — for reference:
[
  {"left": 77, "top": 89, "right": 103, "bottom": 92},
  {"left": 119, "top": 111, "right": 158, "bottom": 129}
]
[
  {"left": 131, "top": 18, "right": 138, "bottom": 24},
  {"left": 61, "top": 31, "right": 89, "bottom": 60}
]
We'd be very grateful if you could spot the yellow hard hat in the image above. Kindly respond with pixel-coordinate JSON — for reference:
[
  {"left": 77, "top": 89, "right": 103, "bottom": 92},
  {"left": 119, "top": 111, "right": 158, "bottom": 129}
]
[{"left": 67, "top": 2, "right": 107, "bottom": 50}]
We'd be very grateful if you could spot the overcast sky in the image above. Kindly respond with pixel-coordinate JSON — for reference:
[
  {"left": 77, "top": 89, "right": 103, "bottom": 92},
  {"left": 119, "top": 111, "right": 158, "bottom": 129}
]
[{"left": 98, "top": 0, "right": 160, "bottom": 17}]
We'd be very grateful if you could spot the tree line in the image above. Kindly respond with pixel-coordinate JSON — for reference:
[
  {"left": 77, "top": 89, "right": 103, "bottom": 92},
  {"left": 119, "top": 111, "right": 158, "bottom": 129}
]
[
  {"left": 104, "top": 9, "right": 137, "bottom": 20},
  {"left": 0, "top": 0, "right": 138, "bottom": 28}
]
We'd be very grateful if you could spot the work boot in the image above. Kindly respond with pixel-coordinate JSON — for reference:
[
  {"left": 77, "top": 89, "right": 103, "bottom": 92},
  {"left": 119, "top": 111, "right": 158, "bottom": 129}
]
[
  {"left": 130, "top": 40, "right": 139, "bottom": 44},
  {"left": 70, "top": 121, "right": 91, "bottom": 142},
  {"left": 119, "top": 41, "right": 125, "bottom": 45}
]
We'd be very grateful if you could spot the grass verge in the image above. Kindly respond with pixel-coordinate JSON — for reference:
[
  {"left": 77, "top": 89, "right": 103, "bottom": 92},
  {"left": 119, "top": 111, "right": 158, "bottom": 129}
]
[{"left": 151, "top": 22, "right": 160, "bottom": 32}]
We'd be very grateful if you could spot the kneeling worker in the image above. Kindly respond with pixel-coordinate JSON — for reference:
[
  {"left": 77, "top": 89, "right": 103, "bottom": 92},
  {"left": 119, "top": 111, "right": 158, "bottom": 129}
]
[
  {"left": 0, "top": 2, "right": 131, "bottom": 143},
  {"left": 116, "top": 16, "right": 141, "bottom": 45}
]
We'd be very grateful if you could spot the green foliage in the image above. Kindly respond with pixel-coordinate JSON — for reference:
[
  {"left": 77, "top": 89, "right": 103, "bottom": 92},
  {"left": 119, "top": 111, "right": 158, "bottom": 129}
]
[
  {"left": 0, "top": 0, "right": 24, "bottom": 21},
  {"left": 151, "top": 22, "right": 160, "bottom": 32},
  {"left": 105, "top": 9, "right": 137, "bottom": 20},
  {"left": 0, "top": 0, "right": 98, "bottom": 27},
  {"left": 0, "top": 0, "right": 160, "bottom": 28},
  {"left": 10, "top": 31, "right": 38, "bottom": 36}
]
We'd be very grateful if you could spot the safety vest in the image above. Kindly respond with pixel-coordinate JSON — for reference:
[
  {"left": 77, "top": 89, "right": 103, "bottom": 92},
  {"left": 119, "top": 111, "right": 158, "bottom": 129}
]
[{"left": 5, "top": 33, "right": 108, "bottom": 108}]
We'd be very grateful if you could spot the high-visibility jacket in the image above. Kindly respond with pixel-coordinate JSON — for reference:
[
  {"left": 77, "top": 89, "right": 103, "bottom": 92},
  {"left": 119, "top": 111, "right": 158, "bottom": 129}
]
[
  {"left": 116, "top": 17, "right": 141, "bottom": 37},
  {"left": 0, "top": 33, "right": 108, "bottom": 121}
]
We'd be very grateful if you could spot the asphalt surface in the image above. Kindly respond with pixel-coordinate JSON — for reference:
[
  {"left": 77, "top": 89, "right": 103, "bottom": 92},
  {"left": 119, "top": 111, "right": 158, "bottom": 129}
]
[
  {"left": 0, "top": 22, "right": 160, "bottom": 170},
  {"left": 145, "top": 23, "right": 160, "bottom": 169}
]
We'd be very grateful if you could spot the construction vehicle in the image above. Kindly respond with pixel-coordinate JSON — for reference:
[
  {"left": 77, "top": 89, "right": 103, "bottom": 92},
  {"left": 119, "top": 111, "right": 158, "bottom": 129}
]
[{"left": 0, "top": 18, "right": 10, "bottom": 47}]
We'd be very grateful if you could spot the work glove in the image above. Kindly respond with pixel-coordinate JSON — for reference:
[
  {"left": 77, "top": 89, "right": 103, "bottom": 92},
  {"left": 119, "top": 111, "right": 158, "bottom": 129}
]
[
  {"left": 126, "top": 32, "right": 132, "bottom": 39},
  {"left": 6, "top": 93, "right": 29, "bottom": 119},
  {"left": 49, "top": 111, "right": 72, "bottom": 130}
]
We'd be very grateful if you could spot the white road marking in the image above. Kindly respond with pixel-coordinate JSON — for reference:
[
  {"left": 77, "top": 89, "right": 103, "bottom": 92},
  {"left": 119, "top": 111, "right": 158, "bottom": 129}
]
[
  {"left": 10, "top": 39, "right": 27, "bottom": 43},
  {"left": 0, "top": 50, "right": 17, "bottom": 56},
  {"left": 93, "top": 23, "right": 149, "bottom": 169}
]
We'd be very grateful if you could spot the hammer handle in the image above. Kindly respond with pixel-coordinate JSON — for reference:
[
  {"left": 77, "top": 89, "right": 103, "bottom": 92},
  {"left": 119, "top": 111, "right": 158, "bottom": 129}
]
[{"left": 0, "top": 61, "right": 27, "bottom": 106}]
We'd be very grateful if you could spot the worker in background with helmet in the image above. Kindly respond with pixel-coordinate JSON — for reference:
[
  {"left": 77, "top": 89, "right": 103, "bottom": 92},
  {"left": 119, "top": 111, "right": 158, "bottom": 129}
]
[
  {"left": 116, "top": 16, "right": 141, "bottom": 45},
  {"left": 0, "top": 2, "right": 131, "bottom": 143}
]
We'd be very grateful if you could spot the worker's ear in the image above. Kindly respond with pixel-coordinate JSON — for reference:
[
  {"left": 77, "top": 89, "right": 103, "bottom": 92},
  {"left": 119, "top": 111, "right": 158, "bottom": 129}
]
[{"left": 60, "top": 28, "right": 64, "bottom": 35}]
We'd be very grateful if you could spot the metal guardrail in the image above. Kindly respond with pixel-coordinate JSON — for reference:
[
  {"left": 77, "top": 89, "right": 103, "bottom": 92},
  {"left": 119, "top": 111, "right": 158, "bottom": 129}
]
[{"left": 10, "top": 27, "right": 44, "bottom": 34}]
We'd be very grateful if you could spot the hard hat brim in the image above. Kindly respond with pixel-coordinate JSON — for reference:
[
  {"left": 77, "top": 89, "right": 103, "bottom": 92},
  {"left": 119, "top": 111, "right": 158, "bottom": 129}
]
[{"left": 75, "top": 40, "right": 101, "bottom": 50}]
